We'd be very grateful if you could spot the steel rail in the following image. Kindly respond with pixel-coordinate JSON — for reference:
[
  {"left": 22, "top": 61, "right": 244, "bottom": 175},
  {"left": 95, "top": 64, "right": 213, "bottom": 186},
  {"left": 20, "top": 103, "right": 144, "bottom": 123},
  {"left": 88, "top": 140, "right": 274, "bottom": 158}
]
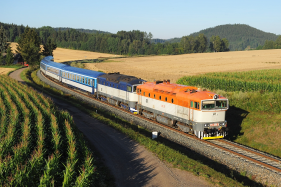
[{"left": 40, "top": 71, "right": 281, "bottom": 174}]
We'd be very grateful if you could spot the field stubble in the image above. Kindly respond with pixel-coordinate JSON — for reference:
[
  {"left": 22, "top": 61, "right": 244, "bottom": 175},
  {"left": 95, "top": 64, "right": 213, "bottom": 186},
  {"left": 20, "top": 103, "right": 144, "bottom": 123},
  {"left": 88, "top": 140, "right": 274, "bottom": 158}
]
[{"left": 84, "top": 49, "right": 281, "bottom": 83}]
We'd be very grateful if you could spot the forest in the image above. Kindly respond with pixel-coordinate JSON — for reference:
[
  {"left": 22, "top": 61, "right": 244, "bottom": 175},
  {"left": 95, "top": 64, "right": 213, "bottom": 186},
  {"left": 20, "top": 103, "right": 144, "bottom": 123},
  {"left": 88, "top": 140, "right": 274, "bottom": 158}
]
[{"left": 0, "top": 22, "right": 229, "bottom": 56}]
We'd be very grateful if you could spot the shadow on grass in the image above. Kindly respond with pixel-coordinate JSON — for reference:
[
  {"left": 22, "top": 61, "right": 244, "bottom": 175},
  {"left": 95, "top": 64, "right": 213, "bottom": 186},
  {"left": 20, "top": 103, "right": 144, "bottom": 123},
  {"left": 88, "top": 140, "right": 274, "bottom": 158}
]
[
  {"left": 92, "top": 106, "right": 262, "bottom": 187},
  {"left": 226, "top": 106, "right": 249, "bottom": 141}
]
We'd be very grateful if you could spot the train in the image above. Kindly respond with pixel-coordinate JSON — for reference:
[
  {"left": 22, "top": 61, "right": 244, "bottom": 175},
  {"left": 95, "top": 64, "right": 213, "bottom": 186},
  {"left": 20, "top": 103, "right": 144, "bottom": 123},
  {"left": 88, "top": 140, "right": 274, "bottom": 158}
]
[{"left": 40, "top": 56, "right": 229, "bottom": 139}]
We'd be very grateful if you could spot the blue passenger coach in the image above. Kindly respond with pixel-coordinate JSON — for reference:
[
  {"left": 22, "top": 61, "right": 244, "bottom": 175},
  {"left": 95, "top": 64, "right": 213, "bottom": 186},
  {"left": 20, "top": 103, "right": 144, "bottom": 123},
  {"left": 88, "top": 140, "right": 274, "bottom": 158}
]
[
  {"left": 40, "top": 56, "right": 105, "bottom": 95},
  {"left": 61, "top": 66, "right": 105, "bottom": 94}
]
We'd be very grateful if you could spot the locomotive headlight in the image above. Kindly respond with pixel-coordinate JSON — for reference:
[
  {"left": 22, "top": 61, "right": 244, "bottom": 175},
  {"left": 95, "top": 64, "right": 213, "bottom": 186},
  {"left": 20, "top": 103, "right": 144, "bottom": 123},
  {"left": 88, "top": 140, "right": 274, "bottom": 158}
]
[
  {"left": 220, "top": 123, "right": 225, "bottom": 126},
  {"left": 204, "top": 124, "right": 207, "bottom": 127}
]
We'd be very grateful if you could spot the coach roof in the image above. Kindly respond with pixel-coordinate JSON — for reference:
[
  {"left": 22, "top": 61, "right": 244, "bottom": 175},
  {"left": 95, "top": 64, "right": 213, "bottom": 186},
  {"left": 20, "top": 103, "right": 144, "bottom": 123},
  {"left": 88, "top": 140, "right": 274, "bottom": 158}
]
[
  {"left": 62, "top": 66, "right": 105, "bottom": 78},
  {"left": 41, "top": 60, "right": 68, "bottom": 69}
]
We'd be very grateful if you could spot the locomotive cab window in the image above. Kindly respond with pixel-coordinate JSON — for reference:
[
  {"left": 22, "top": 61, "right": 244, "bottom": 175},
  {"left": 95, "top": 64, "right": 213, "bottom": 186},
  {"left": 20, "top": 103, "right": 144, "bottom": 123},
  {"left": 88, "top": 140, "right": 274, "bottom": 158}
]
[
  {"left": 190, "top": 101, "right": 194, "bottom": 108},
  {"left": 127, "top": 86, "right": 132, "bottom": 92},
  {"left": 202, "top": 100, "right": 228, "bottom": 110},
  {"left": 133, "top": 86, "right": 137, "bottom": 92}
]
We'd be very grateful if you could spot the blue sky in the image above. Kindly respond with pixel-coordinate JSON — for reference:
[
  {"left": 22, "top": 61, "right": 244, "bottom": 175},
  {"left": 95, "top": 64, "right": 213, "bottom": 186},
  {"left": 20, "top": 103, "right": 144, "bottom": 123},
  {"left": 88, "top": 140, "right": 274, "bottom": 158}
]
[{"left": 1, "top": 0, "right": 280, "bottom": 39}]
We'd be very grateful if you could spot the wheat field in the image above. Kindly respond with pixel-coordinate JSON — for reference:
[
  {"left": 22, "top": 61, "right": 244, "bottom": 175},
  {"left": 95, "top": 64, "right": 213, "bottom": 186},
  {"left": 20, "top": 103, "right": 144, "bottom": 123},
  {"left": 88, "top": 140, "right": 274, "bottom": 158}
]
[
  {"left": 10, "top": 42, "right": 121, "bottom": 62},
  {"left": 10, "top": 42, "right": 281, "bottom": 83},
  {"left": 85, "top": 49, "right": 281, "bottom": 83}
]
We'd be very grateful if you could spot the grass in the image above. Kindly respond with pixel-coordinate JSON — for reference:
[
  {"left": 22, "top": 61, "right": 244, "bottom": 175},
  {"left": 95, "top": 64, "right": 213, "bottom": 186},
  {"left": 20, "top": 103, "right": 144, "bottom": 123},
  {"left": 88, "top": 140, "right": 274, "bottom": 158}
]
[
  {"left": 21, "top": 68, "right": 265, "bottom": 186},
  {"left": 178, "top": 69, "right": 281, "bottom": 159}
]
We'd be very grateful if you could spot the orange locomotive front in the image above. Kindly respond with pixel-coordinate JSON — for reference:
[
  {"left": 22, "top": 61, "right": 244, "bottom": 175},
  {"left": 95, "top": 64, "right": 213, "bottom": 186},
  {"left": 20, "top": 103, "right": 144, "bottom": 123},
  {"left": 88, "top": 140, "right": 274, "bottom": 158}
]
[{"left": 136, "top": 80, "right": 228, "bottom": 139}]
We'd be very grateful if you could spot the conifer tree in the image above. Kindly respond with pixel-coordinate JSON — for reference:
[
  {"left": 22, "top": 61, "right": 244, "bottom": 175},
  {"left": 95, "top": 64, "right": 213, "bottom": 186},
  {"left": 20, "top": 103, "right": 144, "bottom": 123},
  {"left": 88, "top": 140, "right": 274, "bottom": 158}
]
[
  {"left": 0, "top": 25, "right": 8, "bottom": 54},
  {"left": 16, "top": 26, "right": 41, "bottom": 67},
  {"left": 42, "top": 37, "right": 57, "bottom": 56},
  {"left": 5, "top": 43, "right": 14, "bottom": 65}
]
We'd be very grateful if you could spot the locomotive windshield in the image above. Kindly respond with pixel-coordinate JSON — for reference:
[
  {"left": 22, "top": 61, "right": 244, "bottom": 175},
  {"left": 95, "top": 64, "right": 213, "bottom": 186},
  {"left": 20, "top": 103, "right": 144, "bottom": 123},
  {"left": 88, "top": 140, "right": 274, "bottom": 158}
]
[{"left": 202, "top": 100, "right": 228, "bottom": 110}]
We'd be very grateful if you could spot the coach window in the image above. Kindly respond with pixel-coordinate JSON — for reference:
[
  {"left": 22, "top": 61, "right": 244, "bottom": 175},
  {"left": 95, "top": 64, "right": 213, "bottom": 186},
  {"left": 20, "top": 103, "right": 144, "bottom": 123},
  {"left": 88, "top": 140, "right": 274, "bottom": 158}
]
[
  {"left": 148, "top": 93, "right": 150, "bottom": 97},
  {"left": 140, "top": 89, "right": 142, "bottom": 94},
  {"left": 190, "top": 101, "right": 194, "bottom": 108},
  {"left": 154, "top": 94, "right": 156, "bottom": 98},
  {"left": 143, "top": 92, "right": 145, "bottom": 96},
  {"left": 171, "top": 98, "right": 174, "bottom": 103},
  {"left": 159, "top": 96, "right": 161, "bottom": 100},
  {"left": 165, "top": 97, "right": 167, "bottom": 102}
]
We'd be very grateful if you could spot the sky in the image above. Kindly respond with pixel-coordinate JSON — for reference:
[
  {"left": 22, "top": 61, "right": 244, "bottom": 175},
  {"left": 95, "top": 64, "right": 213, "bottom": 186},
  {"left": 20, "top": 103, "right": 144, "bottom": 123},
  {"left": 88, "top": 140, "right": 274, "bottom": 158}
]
[{"left": 1, "top": 0, "right": 281, "bottom": 39}]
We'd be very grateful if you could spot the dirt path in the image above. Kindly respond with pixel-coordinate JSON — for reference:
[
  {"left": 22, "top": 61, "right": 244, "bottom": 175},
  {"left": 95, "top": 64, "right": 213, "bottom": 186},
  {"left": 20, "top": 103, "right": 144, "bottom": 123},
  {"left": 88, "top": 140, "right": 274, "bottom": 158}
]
[{"left": 9, "top": 69, "right": 212, "bottom": 187}]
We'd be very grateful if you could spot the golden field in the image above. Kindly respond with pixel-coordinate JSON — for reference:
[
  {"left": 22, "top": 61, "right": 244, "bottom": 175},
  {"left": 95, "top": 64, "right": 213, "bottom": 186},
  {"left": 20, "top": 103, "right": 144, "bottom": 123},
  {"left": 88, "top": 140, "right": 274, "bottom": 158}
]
[
  {"left": 10, "top": 42, "right": 121, "bottom": 62},
  {"left": 10, "top": 42, "right": 281, "bottom": 83},
  {"left": 0, "top": 68, "right": 15, "bottom": 75},
  {"left": 85, "top": 49, "right": 281, "bottom": 83}
]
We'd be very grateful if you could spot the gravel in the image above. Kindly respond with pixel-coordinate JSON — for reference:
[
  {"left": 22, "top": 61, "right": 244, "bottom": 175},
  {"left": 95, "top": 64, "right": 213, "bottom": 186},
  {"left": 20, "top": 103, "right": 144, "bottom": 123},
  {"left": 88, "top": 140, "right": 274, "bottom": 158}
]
[{"left": 38, "top": 70, "right": 281, "bottom": 186}]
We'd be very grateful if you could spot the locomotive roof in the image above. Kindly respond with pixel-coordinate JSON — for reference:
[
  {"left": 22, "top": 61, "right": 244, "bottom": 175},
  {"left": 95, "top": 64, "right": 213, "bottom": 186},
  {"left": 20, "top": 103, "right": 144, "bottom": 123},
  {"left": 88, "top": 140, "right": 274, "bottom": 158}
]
[
  {"left": 138, "top": 81, "right": 227, "bottom": 101},
  {"left": 62, "top": 66, "right": 105, "bottom": 78},
  {"left": 98, "top": 73, "right": 144, "bottom": 84}
]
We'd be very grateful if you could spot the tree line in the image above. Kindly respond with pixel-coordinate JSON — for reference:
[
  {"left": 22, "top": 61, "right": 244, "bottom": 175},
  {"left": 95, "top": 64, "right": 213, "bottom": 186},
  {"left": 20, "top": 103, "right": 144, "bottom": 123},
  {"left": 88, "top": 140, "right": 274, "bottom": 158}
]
[
  {"left": 0, "top": 21, "right": 230, "bottom": 66},
  {"left": 0, "top": 24, "right": 56, "bottom": 67},
  {"left": 256, "top": 36, "right": 281, "bottom": 50}
]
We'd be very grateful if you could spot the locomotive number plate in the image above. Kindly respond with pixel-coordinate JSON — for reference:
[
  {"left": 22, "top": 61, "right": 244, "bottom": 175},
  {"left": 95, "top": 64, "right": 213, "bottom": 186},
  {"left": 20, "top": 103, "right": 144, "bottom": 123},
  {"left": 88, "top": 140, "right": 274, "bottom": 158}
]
[{"left": 210, "top": 123, "right": 219, "bottom": 126}]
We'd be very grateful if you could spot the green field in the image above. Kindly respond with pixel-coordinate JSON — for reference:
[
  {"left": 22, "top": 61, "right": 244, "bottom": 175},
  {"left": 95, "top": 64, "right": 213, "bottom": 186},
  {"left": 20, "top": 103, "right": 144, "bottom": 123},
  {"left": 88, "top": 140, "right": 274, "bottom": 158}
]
[
  {"left": 177, "top": 69, "right": 281, "bottom": 92},
  {"left": 0, "top": 75, "right": 96, "bottom": 186},
  {"left": 178, "top": 69, "right": 281, "bottom": 157}
]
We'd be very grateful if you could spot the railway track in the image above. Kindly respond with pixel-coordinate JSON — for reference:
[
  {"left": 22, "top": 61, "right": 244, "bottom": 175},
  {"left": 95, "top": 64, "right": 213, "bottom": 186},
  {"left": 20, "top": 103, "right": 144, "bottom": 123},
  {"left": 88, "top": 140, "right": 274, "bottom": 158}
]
[
  {"left": 210, "top": 139, "right": 281, "bottom": 173},
  {"left": 38, "top": 70, "right": 281, "bottom": 185}
]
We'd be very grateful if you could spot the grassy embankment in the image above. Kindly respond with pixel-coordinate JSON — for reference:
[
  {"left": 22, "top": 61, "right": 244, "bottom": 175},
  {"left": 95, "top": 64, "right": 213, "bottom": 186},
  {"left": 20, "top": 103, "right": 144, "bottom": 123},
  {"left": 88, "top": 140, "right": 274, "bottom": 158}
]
[
  {"left": 177, "top": 69, "right": 281, "bottom": 157},
  {"left": 21, "top": 68, "right": 265, "bottom": 187}
]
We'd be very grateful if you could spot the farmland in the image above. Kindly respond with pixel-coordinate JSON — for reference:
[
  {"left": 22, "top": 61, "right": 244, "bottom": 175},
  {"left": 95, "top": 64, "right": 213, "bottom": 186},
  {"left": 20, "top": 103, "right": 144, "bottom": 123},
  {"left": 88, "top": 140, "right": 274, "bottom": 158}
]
[
  {"left": 0, "top": 75, "right": 96, "bottom": 186},
  {"left": 84, "top": 49, "right": 281, "bottom": 83},
  {"left": 179, "top": 70, "right": 281, "bottom": 157},
  {"left": 9, "top": 42, "right": 122, "bottom": 63}
]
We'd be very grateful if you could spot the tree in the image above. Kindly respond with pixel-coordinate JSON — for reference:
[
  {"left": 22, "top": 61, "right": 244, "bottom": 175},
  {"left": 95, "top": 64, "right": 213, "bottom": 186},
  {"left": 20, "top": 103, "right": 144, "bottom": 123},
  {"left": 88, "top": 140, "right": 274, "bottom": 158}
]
[
  {"left": 5, "top": 43, "right": 14, "bottom": 65},
  {"left": 221, "top": 38, "right": 229, "bottom": 51},
  {"left": 0, "top": 25, "right": 8, "bottom": 54},
  {"left": 275, "top": 36, "right": 281, "bottom": 49},
  {"left": 16, "top": 26, "right": 41, "bottom": 67},
  {"left": 42, "top": 37, "right": 57, "bottom": 56},
  {"left": 196, "top": 34, "right": 207, "bottom": 53}
]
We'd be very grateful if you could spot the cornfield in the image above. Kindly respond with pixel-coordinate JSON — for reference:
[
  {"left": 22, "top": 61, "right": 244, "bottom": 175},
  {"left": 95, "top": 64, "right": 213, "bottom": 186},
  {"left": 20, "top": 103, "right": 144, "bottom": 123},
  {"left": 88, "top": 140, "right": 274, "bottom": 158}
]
[
  {"left": 177, "top": 69, "right": 281, "bottom": 92},
  {"left": 0, "top": 75, "right": 95, "bottom": 186}
]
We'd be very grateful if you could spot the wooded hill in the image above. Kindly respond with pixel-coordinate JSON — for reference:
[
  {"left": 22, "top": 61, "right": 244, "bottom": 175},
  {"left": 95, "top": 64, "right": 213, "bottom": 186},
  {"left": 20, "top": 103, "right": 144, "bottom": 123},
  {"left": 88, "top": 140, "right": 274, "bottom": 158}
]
[
  {"left": 189, "top": 24, "right": 279, "bottom": 50},
  {"left": 156, "top": 24, "right": 279, "bottom": 51}
]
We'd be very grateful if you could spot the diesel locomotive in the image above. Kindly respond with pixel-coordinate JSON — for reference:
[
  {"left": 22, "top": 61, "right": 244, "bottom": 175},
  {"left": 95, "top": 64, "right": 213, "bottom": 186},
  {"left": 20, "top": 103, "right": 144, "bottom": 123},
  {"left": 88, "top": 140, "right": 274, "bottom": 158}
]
[{"left": 40, "top": 56, "right": 229, "bottom": 139}]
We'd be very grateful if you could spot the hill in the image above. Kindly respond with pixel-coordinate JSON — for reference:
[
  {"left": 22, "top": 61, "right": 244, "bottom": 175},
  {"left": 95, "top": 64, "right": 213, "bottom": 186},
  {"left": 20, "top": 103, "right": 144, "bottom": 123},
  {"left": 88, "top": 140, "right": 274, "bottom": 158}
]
[
  {"left": 53, "top": 27, "right": 110, "bottom": 34},
  {"left": 153, "top": 24, "right": 279, "bottom": 51},
  {"left": 189, "top": 24, "right": 279, "bottom": 50}
]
